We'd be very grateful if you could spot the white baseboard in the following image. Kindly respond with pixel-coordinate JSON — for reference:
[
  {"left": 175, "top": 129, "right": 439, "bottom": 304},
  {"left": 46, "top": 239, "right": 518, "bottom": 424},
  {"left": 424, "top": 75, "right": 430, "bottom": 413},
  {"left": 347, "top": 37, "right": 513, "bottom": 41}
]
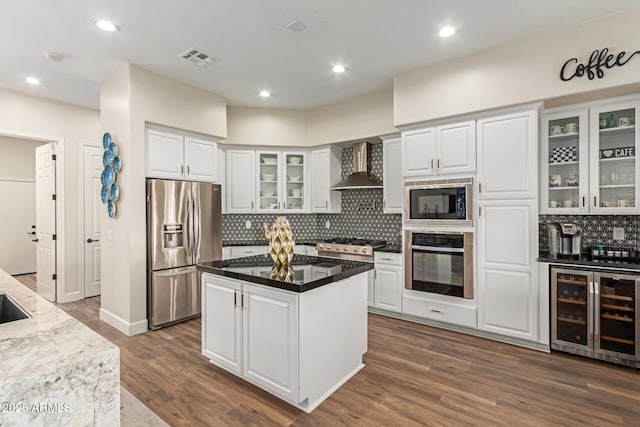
[{"left": 100, "top": 308, "right": 148, "bottom": 336}]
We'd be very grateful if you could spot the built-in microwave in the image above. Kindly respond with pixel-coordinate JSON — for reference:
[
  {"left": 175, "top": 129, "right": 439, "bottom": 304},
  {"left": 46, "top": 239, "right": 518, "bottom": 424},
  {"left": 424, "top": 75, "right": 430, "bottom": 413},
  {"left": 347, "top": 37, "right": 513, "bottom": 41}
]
[{"left": 404, "top": 178, "right": 473, "bottom": 227}]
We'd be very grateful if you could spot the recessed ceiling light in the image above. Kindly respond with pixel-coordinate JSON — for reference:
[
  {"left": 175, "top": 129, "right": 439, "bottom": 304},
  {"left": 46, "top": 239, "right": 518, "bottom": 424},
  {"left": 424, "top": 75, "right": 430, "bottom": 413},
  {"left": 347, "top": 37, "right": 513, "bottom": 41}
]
[
  {"left": 95, "top": 19, "right": 119, "bottom": 32},
  {"left": 259, "top": 90, "right": 271, "bottom": 98},
  {"left": 332, "top": 65, "right": 346, "bottom": 73},
  {"left": 439, "top": 26, "right": 455, "bottom": 38},
  {"left": 25, "top": 77, "right": 40, "bottom": 85}
]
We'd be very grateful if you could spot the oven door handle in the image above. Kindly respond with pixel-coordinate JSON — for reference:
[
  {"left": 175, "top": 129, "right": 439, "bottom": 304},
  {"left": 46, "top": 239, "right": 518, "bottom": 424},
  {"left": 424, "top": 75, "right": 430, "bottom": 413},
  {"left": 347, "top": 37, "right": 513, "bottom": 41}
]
[{"left": 411, "top": 245, "right": 464, "bottom": 253}]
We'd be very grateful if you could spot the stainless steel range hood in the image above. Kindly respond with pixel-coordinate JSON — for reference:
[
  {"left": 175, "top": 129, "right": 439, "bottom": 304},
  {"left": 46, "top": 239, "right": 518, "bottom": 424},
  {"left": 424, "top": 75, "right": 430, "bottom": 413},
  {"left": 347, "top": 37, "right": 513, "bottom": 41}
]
[{"left": 331, "top": 142, "right": 382, "bottom": 191}]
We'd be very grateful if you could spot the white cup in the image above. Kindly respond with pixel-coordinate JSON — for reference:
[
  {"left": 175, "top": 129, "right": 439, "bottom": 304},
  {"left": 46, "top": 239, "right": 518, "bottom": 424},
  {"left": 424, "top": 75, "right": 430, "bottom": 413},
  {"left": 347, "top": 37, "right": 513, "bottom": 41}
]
[
  {"left": 549, "top": 175, "right": 562, "bottom": 187},
  {"left": 563, "top": 200, "right": 574, "bottom": 208},
  {"left": 565, "top": 122, "right": 578, "bottom": 133},
  {"left": 618, "top": 117, "right": 635, "bottom": 127},
  {"left": 550, "top": 125, "right": 565, "bottom": 135},
  {"left": 549, "top": 201, "right": 560, "bottom": 208},
  {"left": 291, "top": 189, "right": 301, "bottom": 197},
  {"left": 617, "top": 199, "right": 630, "bottom": 208}
]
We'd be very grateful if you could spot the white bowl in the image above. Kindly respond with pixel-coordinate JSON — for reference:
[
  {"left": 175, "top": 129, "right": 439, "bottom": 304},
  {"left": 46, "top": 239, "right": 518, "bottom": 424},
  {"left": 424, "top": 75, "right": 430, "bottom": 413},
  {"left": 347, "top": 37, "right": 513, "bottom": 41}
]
[
  {"left": 262, "top": 157, "right": 277, "bottom": 165},
  {"left": 260, "top": 190, "right": 274, "bottom": 197},
  {"left": 288, "top": 156, "right": 302, "bottom": 164},
  {"left": 261, "top": 173, "right": 275, "bottom": 181},
  {"left": 288, "top": 175, "right": 300, "bottom": 182}
]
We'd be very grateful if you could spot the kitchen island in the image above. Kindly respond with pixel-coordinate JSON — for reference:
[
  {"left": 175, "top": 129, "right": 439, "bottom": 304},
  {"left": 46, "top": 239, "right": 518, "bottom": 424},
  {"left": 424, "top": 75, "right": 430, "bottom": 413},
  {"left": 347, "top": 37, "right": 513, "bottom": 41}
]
[
  {"left": 0, "top": 268, "right": 120, "bottom": 426},
  {"left": 197, "top": 254, "right": 373, "bottom": 413}
]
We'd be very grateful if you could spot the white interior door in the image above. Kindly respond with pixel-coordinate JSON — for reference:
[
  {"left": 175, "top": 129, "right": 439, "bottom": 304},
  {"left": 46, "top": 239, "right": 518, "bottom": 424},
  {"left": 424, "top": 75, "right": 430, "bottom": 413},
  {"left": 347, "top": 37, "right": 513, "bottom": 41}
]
[
  {"left": 83, "top": 145, "right": 102, "bottom": 297},
  {"left": 35, "top": 143, "right": 56, "bottom": 301}
]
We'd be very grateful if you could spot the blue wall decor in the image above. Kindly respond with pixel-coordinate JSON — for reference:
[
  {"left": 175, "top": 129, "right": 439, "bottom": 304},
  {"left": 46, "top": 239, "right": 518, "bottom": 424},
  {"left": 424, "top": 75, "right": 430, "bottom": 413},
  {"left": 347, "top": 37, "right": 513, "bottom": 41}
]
[{"left": 101, "top": 132, "right": 122, "bottom": 218}]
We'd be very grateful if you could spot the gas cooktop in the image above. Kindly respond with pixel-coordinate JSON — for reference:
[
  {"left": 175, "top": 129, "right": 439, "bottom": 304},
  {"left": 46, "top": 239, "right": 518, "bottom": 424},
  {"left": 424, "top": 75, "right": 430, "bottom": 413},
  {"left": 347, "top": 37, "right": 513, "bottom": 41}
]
[
  {"left": 316, "top": 238, "right": 388, "bottom": 261},
  {"left": 321, "top": 238, "right": 387, "bottom": 248}
]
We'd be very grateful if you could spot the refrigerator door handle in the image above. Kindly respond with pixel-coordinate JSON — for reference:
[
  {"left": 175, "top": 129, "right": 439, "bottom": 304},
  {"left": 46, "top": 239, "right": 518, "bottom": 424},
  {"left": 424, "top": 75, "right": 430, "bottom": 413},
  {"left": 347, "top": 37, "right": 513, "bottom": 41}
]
[
  {"left": 594, "top": 281, "right": 600, "bottom": 351},
  {"left": 155, "top": 266, "right": 198, "bottom": 277},
  {"left": 588, "top": 281, "right": 594, "bottom": 346},
  {"left": 192, "top": 184, "right": 200, "bottom": 263}
]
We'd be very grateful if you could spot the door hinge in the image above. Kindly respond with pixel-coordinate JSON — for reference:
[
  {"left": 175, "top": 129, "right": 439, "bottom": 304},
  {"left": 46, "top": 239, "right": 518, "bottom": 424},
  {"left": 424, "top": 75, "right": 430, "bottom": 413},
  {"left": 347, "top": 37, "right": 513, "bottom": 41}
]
[
  {"left": 52, "top": 274, "right": 57, "bottom": 280},
  {"left": 52, "top": 194, "right": 56, "bottom": 201},
  {"left": 52, "top": 234, "right": 57, "bottom": 241},
  {"left": 52, "top": 154, "right": 57, "bottom": 161}
]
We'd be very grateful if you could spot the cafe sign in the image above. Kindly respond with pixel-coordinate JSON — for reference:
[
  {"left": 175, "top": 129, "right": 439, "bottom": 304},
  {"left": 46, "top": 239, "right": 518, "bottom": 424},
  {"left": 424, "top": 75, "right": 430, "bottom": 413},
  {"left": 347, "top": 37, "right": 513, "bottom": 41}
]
[{"left": 561, "top": 48, "right": 640, "bottom": 81}]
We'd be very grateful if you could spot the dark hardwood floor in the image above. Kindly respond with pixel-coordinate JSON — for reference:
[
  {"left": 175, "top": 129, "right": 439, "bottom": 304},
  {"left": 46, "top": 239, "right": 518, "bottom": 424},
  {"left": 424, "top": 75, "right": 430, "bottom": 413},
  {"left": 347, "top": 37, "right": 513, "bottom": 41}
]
[{"left": 56, "top": 296, "right": 640, "bottom": 426}]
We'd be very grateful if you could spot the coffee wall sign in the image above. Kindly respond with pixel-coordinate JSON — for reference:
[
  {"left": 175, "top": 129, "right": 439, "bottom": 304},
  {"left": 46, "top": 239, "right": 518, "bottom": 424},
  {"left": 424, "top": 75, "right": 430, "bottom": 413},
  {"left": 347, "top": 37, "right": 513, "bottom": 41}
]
[{"left": 560, "top": 48, "right": 640, "bottom": 81}]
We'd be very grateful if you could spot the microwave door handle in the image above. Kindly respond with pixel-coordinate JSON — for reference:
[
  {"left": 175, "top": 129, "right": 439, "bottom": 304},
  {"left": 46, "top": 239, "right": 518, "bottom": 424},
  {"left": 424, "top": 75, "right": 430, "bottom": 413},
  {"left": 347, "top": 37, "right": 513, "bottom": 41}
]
[{"left": 411, "top": 245, "right": 464, "bottom": 253}]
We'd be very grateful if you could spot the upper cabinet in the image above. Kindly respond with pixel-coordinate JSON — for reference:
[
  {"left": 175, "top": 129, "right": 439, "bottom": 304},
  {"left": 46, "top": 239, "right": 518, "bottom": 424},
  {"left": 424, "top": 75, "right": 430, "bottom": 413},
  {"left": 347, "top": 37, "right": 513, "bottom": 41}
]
[
  {"left": 589, "top": 99, "right": 640, "bottom": 214},
  {"left": 401, "top": 121, "right": 476, "bottom": 178},
  {"left": 256, "top": 150, "right": 308, "bottom": 213},
  {"left": 541, "top": 97, "right": 640, "bottom": 214},
  {"left": 146, "top": 128, "right": 218, "bottom": 183},
  {"left": 226, "top": 150, "right": 256, "bottom": 213},
  {"left": 382, "top": 136, "right": 402, "bottom": 214},
  {"left": 309, "top": 147, "right": 342, "bottom": 213},
  {"left": 477, "top": 110, "right": 538, "bottom": 200}
]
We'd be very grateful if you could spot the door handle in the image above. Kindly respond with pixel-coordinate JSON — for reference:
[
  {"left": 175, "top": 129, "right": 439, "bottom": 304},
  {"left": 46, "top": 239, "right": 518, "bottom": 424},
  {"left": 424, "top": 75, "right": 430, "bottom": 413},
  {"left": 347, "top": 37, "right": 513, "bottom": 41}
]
[
  {"left": 27, "top": 232, "right": 36, "bottom": 235},
  {"left": 187, "top": 165, "right": 190, "bottom": 175},
  {"left": 87, "top": 238, "right": 100, "bottom": 243},
  {"left": 31, "top": 239, "right": 38, "bottom": 242}
]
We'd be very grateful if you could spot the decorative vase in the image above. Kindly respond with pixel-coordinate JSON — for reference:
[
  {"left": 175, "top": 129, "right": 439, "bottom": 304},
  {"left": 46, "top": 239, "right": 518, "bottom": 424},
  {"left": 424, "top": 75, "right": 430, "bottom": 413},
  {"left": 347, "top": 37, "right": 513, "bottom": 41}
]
[
  {"left": 262, "top": 217, "right": 295, "bottom": 267},
  {"left": 270, "top": 264, "right": 295, "bottom": 283}
]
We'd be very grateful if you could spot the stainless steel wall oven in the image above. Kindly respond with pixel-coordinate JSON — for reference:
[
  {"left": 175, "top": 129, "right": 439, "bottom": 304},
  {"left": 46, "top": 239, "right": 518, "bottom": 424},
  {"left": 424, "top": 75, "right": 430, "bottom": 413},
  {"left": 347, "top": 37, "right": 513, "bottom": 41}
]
[{"left": 404, "top": 230, "right": 473, "bottom": 299}]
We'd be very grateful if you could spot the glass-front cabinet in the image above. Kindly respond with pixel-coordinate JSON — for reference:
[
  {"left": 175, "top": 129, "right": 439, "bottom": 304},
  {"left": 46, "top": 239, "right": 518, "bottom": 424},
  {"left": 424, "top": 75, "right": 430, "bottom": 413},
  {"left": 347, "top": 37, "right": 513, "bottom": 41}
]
[
  {"left": 256, "top": 150, "right": 307, "bottom": 213},
  {"left": 541, "top": 109, "right": 589, "bottom": 214},
  {"left": 589, "top": 100, "right": 640, "bottom": 214}
]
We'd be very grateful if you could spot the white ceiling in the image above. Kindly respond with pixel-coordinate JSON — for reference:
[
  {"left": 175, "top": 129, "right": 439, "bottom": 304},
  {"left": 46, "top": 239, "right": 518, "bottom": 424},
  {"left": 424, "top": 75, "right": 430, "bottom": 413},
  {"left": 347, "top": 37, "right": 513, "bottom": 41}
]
[{"left": 1, "top": 0, "right": 638, "bottom": 110}]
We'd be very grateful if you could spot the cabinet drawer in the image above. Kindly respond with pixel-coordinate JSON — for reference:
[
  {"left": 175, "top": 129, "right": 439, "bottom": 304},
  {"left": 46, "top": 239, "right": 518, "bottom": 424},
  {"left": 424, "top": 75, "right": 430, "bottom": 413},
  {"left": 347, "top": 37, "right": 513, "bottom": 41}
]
[
  {"left": 229, "top": 245, "right": 267, "bottom": 258},
  {"left": 403, "top": 295, "right": 477, "bottom": 329},
  {"left": 374, "top": 252, "right": 402, "bottom": 265}
]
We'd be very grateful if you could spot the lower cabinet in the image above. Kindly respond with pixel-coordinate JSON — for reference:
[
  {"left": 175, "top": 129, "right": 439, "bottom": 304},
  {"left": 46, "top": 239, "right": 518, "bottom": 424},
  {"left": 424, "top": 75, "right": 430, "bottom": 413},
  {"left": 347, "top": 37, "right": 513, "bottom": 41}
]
[
  {"left": 402, "top": 294, "right": 477, "bottom": 329},
  {"left": 372, "top": 252, "right": 403, "bottom": 312},
  {"left": 202, "top": 275, "right": 299, "bottom": 402}
]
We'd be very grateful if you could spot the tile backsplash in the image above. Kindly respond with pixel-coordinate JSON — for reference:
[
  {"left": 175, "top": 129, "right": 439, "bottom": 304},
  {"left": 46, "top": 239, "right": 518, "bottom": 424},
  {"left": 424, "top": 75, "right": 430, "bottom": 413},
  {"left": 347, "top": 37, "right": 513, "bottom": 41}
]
[
  {"left": 222, "top": 143, "right": 403, "bottom": 245},
  {"left": 539, "top": 215, "right": 639, "bottom": 252}
]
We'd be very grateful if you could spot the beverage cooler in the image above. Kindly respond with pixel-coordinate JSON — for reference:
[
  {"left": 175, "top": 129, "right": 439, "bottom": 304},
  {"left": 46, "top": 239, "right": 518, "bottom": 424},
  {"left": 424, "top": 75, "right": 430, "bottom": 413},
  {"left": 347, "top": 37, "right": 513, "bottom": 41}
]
[{"left": 551, "top": 267, "right": 639, "bottom": 368}]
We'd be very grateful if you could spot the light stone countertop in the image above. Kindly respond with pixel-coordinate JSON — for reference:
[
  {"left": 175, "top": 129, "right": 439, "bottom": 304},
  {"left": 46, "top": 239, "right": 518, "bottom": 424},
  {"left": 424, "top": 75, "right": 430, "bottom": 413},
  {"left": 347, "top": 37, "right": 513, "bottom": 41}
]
[{"left": 0, "top": 268, "right": 120, "bottom": 426}]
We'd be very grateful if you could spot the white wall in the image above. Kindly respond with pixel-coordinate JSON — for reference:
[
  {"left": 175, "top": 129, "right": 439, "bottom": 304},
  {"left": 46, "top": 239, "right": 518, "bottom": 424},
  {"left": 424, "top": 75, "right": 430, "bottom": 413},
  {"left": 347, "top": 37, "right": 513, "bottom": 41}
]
[
  {"left": 100, "top": 64, "right": 227, "bottom": 335},
  {"left": 307, "top": 88, "right": 397, "bottom": 146},
  {"left": 394, "top": 8, "right": 640, "bottom": 126},
  {"left": 0, "top": 88, "right": 100, "bottom": 300},
  {"left": 0, "top": 136, "right": 46, "bottom": 274},
  {"left": 226, "top": 107, "right": 308, "bottom": 146}
]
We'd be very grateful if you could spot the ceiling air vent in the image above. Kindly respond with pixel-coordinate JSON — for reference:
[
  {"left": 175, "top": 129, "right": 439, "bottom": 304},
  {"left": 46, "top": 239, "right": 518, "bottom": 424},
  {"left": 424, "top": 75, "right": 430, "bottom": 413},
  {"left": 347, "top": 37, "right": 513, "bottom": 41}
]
[{"left": 178, "top": 48, "right": 218, "bottom": 67}]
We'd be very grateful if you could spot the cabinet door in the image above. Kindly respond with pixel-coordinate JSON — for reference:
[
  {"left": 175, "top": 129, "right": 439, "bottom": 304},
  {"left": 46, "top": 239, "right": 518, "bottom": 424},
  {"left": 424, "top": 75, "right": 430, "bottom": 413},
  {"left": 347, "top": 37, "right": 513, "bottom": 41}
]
[
  {"left": 477, "top": 110, "right": 538, "bottom": 200},
  {"left": 226, "top": 150, "right": 255, "bottom": 213},
  {"left": 309, "top": 148, "right": 341, "bottom": 213},
  {"left": 589, "top": 100, "right": 640, "bottom": 214},
  {"left": 436, "top": 121, "right": 476, "bottom": 175},
  {"left": 202, "top": 275, "right": 243, "bottom": 375},
  {"left": 146, "top": 129, "right": 184, "bottom": 179},
  {"left": 382, "top": 137, "right": 403, "bottom": 213},
  {"left": 402, "top": 127, "right": 436, "bottom": 178},
  {"left": 185, "top": 136, "right": 217, "bottom": 183},
  {"left": 243, "top": 284, "right": 299, "bottom": 402},
  {"left": 540, "top": 109, "right": 589, "bottom": 214},
  {"left": 551, "top": 268, "right": 593, "bottom": 351},
  {"left": 257, "top": 151, "right": 281, "bottom": 213},
  {"left": 283, "top": 151, "right": 307, "bottom": 213},
  {"left": 374, "top": 264, "right": 402, "bottom": 312},
  {"left": 477, "top": 199, "right": 538, "bottom": 342}
]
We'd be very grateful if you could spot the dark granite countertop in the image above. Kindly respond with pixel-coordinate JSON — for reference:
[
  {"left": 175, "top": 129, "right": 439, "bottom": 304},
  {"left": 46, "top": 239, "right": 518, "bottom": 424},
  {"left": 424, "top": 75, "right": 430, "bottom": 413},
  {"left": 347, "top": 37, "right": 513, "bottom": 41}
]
[
  {"left": 538, "top": 253, "right": 640, "bottom": 271},
  {"left": 197, "top": 254, "right": 373, "bottom": 293},
  {"left": 223, "top": 240, "right": 318, "bottom": 247},
  {"left": 376, "top": 244, "right": 402, "bottom": 253}
]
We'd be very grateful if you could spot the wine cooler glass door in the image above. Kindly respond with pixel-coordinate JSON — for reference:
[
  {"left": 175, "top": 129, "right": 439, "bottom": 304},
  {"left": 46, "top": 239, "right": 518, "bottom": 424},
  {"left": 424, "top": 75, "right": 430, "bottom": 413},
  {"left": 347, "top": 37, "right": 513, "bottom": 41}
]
[
  {"left": 594, "top": 273, "right": 640, "bottom": 360},
  {"left": 551, "top": 268, "right": 593, "bottom": 350}
]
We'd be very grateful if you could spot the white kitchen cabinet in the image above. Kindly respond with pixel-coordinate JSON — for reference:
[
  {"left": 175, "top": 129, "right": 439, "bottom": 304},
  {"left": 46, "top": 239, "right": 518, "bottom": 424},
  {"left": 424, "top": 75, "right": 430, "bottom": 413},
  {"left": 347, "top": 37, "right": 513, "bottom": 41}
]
[
  {"left": 540, "top": 108, "right": 589, "bottom": 214},
  {"left": 146, "top": 128, "right": 218, "bottom": 182},
  {"left": 476, "top": 199, "right": 538, "bottom": 342},
  {"left": 256, "top": 151, "right": 308, "bottom": 213},
  {"left": 402, "top": 294, "right": 477, "bottom": 329},
  {"left": 401, "top": 121, "right": 476, "bottom": 179},
  {"left": 228, "top": 245, "right": 267, "bottom": 259},
  {"left": 373, "top": 252, "right": 402, "bottom": 313},
  {"left": 382, "top": 136, "right": 403, "bottom": 213},
  {"left": 202, "top": 276, "right": 243, "bottom": 375},
  {"left": 202, "top": 275, "right": 298, "bottom": 402},
  {"left": 309, "top": 147, "right": 341, "bottom": 213},
  {"left": 477, "top": 110, "right": 538, "bottom": 200},
  {"left": 589, "top": 99, "right": 640, "bottom": 214},
  {"left": 401, "top": 127, "right": 436, "bottom": 178},
  {"left": 226, "top": 150, "right": 256, "bottom": 213},
  {"left": 436, "top": 121, "right": 476, "bottom": 175}
]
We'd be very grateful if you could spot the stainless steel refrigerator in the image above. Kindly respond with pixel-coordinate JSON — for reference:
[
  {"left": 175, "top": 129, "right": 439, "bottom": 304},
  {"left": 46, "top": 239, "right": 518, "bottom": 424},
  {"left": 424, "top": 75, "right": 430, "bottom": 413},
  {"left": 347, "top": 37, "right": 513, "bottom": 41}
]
[{"left": 146, "top": 179, "right": 221, "bottom": 330}]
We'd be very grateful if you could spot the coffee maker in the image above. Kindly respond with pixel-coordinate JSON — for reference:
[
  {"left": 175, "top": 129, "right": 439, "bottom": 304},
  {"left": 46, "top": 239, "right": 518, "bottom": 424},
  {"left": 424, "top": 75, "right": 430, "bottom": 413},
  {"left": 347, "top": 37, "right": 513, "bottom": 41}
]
[{"left": 547, "top": 222, "right": 583, "bottom": 259}]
